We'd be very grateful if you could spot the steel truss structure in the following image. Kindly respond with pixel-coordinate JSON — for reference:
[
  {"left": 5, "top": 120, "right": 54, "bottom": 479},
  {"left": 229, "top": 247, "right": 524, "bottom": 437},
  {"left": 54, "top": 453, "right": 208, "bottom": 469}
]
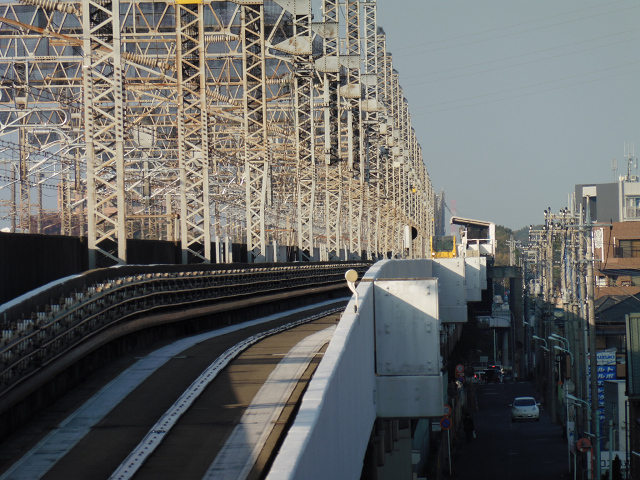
[{"left": 0, "top": 0, "right": 434, "bottom": 266}]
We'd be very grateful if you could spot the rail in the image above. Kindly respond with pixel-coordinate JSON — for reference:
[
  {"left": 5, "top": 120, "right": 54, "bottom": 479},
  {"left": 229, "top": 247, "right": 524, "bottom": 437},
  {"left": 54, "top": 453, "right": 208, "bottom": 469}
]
[{"left": 0, "top": 262, "right": 369, "bottom": 397}]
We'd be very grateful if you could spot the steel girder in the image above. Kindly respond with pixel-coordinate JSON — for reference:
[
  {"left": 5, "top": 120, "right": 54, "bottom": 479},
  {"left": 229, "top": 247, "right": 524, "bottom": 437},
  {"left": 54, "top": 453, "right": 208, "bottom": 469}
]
[
  {"left": 344, "top": 0, "right": 363, "bottom": 259},
  {"left": 82, "top": 0, "right": 127, "bottom": 266},
  {"left": 376, "top": 29, "right": 394, "bottom": 257},
  {"left": 0, "top": 0, "right": 435, "bottom": 264},
  {"left": 363, "top": 0, "right": 378, "bottom": 259},
  {"left": 279, "top": 0, "right": 316, "bottom": 261},
  {"left": 176, "top": 2, "right": 211, "bottom": 263},
  {"left": 319, "top": 0, "right": 342, "bottom": 261},
  {"left": 241, "top": 2, "right": 269, "bottom": 262}
]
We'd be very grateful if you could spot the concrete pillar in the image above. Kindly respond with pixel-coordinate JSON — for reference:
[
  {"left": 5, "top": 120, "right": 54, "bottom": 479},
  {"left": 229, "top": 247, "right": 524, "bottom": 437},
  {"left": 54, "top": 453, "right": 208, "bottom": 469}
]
[{"left": 502, "top": 331, "right": 510, "bottom": 369}]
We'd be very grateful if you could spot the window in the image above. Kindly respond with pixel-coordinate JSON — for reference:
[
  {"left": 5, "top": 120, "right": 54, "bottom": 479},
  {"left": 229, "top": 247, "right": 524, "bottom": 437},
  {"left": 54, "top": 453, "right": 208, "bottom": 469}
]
[
  {"left": 595, "top": 276, "right": 607, "bottom": 287},
  {"left": 618, "top": 239, "right": 640, "bottom": 258},
  {"left": 433, "top": 236, "right": 454, "bottom": 252},
  {"left": 625, "top": 197, "right": 640, "bottom": 219}
]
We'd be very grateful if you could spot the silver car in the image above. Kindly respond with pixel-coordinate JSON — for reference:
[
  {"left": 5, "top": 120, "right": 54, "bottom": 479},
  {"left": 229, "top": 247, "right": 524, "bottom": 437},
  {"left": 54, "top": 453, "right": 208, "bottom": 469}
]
[{"left": 510, "top": 397, "right": 540, "bottom": 422}]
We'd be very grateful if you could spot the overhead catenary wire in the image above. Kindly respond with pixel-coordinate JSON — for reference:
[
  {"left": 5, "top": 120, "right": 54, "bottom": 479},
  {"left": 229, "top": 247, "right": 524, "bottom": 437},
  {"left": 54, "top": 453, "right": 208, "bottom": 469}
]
[
  {"left": 392, "top": 1, "right": 639, "bottom": 57},
  {"left": 410, "top": 61, "right": 640, "bottom": 116},
  {"left": 401, "top": 31, "right": 640, "bottom": 86}
]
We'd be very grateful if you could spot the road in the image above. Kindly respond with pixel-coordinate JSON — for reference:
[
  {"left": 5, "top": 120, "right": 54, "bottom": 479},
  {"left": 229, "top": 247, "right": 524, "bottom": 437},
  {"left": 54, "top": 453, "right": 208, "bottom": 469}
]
[{"left": 451, "top": 381, "right": 571, "bottom": 480}]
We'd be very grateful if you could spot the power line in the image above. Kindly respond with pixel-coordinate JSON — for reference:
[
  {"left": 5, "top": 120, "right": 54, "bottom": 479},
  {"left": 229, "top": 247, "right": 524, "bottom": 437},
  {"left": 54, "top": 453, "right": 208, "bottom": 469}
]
[
  {"left": 391, "top": 1, "right": 638, "bottom": 58},
  {"left": 401, "top": 30, "right": 640, "bottom": 85},
  {"left": 0, "top": 174, "right": 72, "bottom": 191},
  {"left": 410, "top": 61, "right": 640, "bottom": 116}
]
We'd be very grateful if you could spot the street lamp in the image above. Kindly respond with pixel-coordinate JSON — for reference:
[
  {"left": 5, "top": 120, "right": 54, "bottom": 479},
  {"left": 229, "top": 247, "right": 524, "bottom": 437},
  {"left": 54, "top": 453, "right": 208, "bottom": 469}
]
[
  {"left": 550, "top": 333, "right": 570, "bottom": 350},
  {"left": 566, "top": 393, "right": 591, "bottom": 421},
  {"left": 532, "top": 335, "right": 550, "bottom": 352},
  {"left": 554, "top": 345, "right": 574, "bottom": 366}
]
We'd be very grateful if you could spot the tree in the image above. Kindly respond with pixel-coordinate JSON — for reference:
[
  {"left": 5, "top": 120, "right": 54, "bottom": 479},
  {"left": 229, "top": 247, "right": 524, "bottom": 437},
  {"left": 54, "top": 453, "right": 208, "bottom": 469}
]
[{"left": 494, "top": 225, "right": 513, "bottom": 266}]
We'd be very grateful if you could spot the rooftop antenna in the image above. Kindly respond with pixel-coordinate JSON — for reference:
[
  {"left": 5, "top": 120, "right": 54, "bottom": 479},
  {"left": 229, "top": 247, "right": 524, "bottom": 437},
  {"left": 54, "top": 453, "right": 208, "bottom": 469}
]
[
  {"left": 611, "top": 158, "right": 617, "bottom": 182},
  {"left": 625, "top": 142, "right": 637, "bottom": 180}
]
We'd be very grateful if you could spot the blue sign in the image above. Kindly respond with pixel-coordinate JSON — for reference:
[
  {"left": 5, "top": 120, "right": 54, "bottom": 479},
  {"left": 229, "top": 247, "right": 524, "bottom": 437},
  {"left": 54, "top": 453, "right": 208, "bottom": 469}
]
[
  {"left": 440, "top": 418, "right": 452, "bottom": 430},
  {"left": 587, "top": 350, "right": 618, "bottom": 447}
]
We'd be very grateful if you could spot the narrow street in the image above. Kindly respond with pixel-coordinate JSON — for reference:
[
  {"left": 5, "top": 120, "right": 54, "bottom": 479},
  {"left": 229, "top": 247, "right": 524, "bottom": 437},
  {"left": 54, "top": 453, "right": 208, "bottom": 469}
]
[{"left": 451, "top": 381, "right": 571, "bottom": 480}]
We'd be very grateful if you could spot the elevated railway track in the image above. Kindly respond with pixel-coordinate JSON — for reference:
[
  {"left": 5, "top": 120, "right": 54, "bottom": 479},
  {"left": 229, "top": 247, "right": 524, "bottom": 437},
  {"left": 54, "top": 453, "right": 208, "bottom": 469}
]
[
  {"left": 0, "top": 301, "right": 345, "bottom": 480},
  {"left": 0, "top": 0, "right": 491, "bottom": 474},
  {"left": 0, "top": 252, "right": 498, "bottom": 479},
  {"left": 0, "top": 261, "right": 369, "bottom": 443}
]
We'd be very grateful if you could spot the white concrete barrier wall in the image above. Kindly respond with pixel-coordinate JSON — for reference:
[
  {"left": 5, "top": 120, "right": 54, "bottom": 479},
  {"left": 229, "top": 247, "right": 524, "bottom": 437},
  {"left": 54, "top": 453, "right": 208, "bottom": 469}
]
[
  {"left": 364, "top": 258, "right": 433, "bottom": 280},
  {"left": 267, "top": 258, "right": 479, "bottom": 479},
  {"left": 266, "top": 277, "right": 377, "bottom": 480}
]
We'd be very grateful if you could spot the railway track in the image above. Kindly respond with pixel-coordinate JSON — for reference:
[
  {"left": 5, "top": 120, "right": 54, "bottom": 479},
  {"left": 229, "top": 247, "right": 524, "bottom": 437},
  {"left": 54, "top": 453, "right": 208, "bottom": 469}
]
[{"left": 0, "top": 301, "right": 346, "bottom": 480}]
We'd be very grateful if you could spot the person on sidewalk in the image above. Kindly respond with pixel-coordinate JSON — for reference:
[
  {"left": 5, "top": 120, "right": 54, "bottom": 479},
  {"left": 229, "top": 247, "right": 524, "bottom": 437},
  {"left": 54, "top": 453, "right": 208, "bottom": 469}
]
[{"left": 463, "top": 412, "right": 475, "bottom": 443}]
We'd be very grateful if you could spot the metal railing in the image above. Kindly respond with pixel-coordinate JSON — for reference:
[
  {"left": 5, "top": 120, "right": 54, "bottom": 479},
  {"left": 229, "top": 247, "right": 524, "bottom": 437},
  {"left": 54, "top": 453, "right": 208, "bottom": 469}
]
[{"left": 0, "top": 262, "right": 369, "bottom": 396}]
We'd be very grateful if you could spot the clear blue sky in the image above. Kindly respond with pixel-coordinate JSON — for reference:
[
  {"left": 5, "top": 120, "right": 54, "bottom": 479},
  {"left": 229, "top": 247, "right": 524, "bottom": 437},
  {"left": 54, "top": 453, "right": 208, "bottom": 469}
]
[{"left": 375, "top": 0, "right": 640, "bottom": 230}]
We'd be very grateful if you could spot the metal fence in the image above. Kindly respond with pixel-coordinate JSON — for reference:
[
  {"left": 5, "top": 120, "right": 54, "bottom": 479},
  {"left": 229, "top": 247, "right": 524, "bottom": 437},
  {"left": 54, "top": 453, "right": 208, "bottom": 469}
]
[{"left": 0, "top": 262, "right": 369, "bottom": 397}]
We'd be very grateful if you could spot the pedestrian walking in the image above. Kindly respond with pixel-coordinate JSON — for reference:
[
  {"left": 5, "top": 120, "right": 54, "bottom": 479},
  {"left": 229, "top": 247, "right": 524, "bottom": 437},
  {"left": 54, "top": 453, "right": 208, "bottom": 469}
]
[{"left": 463, "top": 412, "right": 475, "bottom": 443}]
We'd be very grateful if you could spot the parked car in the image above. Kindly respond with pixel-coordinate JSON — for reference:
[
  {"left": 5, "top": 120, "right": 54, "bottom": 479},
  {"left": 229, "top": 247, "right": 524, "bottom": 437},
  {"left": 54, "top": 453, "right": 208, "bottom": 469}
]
[
  {"left": 510, "top": 397, "right": 540, "bottom": 422},
  {"left": 472, "top": 371, "right": 486, "bottom": 383},
  {"left": 489, "top": 364, "right": 504, "bottom": 374},
  {"left": 484, "top": 368, "right": 502, "bottom": 383}
]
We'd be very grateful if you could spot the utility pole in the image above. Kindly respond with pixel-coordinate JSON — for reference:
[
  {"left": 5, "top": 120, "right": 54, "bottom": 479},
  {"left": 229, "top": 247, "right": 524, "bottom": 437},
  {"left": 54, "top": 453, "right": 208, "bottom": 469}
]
[
  {"left": 569, "top": 225, "right": 584, "bottom": 438},
  {"left": 585, "top": 197, "right": 601, "bottom": 480},
  {"left": 544, "top": 212, "right": 557, "bottom": 424},
  {"left": 527, "top": 204, "right": 599, "bottom": 480},
  {"left": 521, "top": 251, "right": 531, "bottom": 378},
  {"left": 560, "top": 225, "right": 569, "bottom": 432},
  {"left": 528, "top": 227, "right": 545, "bottom": 394},
  {"left": 509, "top": 234, "right": 515, "bottom": 266}
]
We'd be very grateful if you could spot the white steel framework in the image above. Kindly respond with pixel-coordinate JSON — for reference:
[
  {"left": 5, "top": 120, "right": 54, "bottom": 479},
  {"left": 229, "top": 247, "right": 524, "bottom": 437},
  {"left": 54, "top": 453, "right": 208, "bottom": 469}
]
[
  {"left": 0, "top": 0, "right": 435, "bottom": 265},
  {"left": 176, "top": 2, "right": 211, "bottom": 263},
  {"left": 82, "top": 0, "right": 127, "bottom": 266}
]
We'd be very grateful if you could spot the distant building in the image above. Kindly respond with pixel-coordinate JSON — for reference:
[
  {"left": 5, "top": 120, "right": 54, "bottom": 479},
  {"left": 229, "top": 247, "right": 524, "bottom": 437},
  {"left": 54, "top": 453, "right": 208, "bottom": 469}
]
[
  {"left": 576, "top": 175, "right": 640, "bottom": 223},
  {"left": 577, "top": 174, "right": 640, "bottom": 297},
  {"left": 451, "top": 216, "right": 496, "bottom": 258},
  {"left": 593, "top": 221, "right": 640, "bottom": 297}
]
